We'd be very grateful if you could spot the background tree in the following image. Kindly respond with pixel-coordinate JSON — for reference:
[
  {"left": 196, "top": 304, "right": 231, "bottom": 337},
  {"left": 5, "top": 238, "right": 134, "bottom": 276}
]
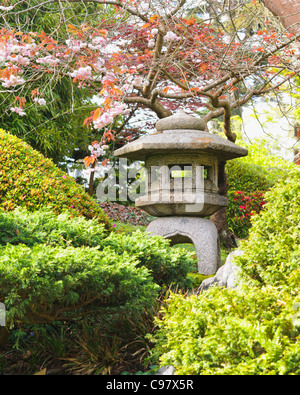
[
  {"left": 0, "top": 1, "right": 116, "bottom": 164},
  {"left": 1, "top": 1, "right": 298, "bottom": 138}
]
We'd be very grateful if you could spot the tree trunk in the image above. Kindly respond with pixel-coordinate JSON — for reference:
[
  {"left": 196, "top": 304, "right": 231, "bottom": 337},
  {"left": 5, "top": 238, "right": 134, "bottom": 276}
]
[
  {"left": 210, "top": 162, "right": 237, "bottom": 249},
  {"left": 261, "top": 0, "right": 300, "bottom": 36},
  {"left": 88, "top": 161, "right": 97, "bottom": 197}
]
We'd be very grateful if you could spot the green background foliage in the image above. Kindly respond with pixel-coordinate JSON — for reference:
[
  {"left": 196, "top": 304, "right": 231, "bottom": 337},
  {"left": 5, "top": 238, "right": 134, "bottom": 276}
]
[
  {"left": 0, "top": 79, "right": 96, "bottom": 165},
  {"left": 0, "top": 242, "right": 159, "bottom": 327}
]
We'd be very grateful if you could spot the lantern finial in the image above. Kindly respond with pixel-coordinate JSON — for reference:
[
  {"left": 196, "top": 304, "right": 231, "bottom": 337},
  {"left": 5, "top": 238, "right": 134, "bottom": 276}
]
[{"left": 155, "top": 110, "right": 206, "bottom": 132}]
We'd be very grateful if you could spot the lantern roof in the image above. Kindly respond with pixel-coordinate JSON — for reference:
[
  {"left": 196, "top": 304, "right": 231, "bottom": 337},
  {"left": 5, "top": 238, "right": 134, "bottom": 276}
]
[{"left": 114, "top": 111, "right": 248, "bottom": 161}]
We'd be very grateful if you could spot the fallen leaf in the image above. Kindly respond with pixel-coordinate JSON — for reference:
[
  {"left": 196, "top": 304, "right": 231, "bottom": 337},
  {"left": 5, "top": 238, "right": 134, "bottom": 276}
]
[{"left": 34, "top": 368, "right": 47, "bottom": 375}]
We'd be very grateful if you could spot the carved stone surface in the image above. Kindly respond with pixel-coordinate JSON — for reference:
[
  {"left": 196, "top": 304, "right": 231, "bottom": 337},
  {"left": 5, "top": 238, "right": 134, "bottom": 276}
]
[
  {"left": 136, "top": 152, "right": 228, "bottom": 217},
  {"left": 136, "top": 192, "right": 228, "bottom": 217},
  {"left": 114, "top": 111, "right": 248, "bottom": 161},
  {"left": 156, "top": 365, "right": 176, "bottom": 375},
  {"left": 146, "top": 217, "right": 221, "bottom": 275},
  {"left": 114, "top": 128, "right": 248, "bottom": 161},
  {"left": 155, "top": 109, "right": 206, "bottom": 132}
]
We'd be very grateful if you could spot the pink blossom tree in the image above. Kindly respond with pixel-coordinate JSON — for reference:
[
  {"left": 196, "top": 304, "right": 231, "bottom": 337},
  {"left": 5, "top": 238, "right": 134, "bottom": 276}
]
[{"left": 0, "top": 1, "right": 298, "bottom": 140}]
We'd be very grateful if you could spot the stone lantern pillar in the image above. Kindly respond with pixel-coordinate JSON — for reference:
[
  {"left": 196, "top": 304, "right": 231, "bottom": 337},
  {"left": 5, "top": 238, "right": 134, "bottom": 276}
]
[{"left": 114, "top": 111, "right": 248, "bottom": 275}]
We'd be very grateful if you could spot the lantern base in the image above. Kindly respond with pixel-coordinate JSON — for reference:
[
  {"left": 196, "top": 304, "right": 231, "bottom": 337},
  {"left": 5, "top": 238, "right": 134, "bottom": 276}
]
[{"left": 146, "top": 217, "right": 221, "bottom": 275}]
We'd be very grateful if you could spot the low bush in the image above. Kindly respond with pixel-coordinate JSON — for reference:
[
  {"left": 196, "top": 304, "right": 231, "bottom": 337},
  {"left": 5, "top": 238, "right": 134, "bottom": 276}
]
[
  {"left": 0, "top": 129, "right": 112, "bottom": 230},
  {"left": 236, "top": 167, "right": 300, "bottom": 288},
  {"left": 225, "top": 138, "right": 295, "bottom": 239},
  {"left": 0, "top": 208, "right": 196, "bottom": 290},
  {"left": 150, "top": 285, "right": 300, "bottom": 375},
  {"left": 101, "top": 230, "right": 196, "bottom": 290},
  {"left": 0, "top": 208, "right": 196, "bottom": 330},
  {"left": 0, "top": 243, "right": 159, "bottom": 328},
  {"left": 225, "top": 161, "right": 272, "bottom": 238},
  {"left": 0, "top": 208, "right": 107, "bottom": 248},
  {"left": 149, "top": 168, "right": 300, "bottom": 375}
]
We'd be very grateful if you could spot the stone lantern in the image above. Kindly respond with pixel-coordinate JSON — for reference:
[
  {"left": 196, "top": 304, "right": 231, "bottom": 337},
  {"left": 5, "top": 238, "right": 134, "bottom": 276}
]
[{"left": 114, "top": 111, "right": 247, "bottom": 275}]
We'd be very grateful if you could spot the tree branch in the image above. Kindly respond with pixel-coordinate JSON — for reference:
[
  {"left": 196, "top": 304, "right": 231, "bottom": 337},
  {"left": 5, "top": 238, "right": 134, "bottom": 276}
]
[{"left": 124, "top": 95, "right": 172, "bottom": 118}]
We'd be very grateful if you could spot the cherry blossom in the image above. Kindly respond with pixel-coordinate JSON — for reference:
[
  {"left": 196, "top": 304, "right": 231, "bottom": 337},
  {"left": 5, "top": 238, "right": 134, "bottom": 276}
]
[
  {"left": 92, "top": 102, "right": 130, "bottom": 130},
  {"left": 93, "top": 112, "right": 114, "bottom": 130},
  {"left": 148, "top": 39, "right": 155, "bottom": 48},
  {"left": 1, "top": 75, "right": 25, "bottom": 88},
  {"left": 0, "top": 5, "right": 15, "bottom": 11},
  {"left": 88, "top": 141, "right": 108, "bottom": 158},
  {"left": 70, "top": 66, "right": 92, "bottom": 81},
  {"left": 65, "top": 39, "right": 88, "bottom": 52},
  {"left": 8, "top": 55, "right": 31, "bottom": 66},
  {"left": 33, "top": 98, "right": 47, "bottom": 105},
  {"left": 10, "top": 106, "right": 26, "bottom": 116},
  {"left": 0, "top": 0, "right": 297, "bottom": 154},
  {"left": 109, "top": 103, "right": 130, "bottom": 117},
  {"left": 36, "top": 56, "right": 60, "bottom": 67},
  {"left": 164, "top": 31, "right": 180, "bottom": 42},
  {"left": 139, "top": 2, "right": 150, "bottom": 14}
]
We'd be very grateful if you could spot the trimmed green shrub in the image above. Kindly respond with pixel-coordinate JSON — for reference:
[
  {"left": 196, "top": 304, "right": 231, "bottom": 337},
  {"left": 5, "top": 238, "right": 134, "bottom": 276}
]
[
  {"left": 225, "top": 149, "right": 296, "bottom": 238},
  {"left": 0, "top": 208, "right": 106, "bottom": 248},
  {"left": 150, "top": 285, "right": 300, "bottom": 375},
  {"left": 0, "top": 129, "right": 112, "bottom": 230},
  {"left": 149, "top": 168, "right": 300, "bottom": 375},
  {"left": 226, "top": 160, "right": 275, "bottom": 193},
  {"left": 0, "top": 208, "right": 196, "bottom": 330},
  {"left": 0, "top": 243, "right": 159, "bottom": 328},
  {"left": 225, "top": 138, "right": 295, "bottom": 239},
  {"left": 0, "top": 208, "right": 196, "bottom": 290},
  {"left": 100, "top": 230, "right": 196, "bottom": 290}
]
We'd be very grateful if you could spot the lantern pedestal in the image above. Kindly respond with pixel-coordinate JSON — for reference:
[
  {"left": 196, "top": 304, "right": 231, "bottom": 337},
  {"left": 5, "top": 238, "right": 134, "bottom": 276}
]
[{"left": 146, "top": 217, "right": 221, "bottom": 275}]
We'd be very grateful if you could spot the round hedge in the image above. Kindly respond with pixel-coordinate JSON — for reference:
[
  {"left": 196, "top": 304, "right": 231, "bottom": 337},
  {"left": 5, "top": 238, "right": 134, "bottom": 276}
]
[
  {"left": 226, "top": 160, "right": 276, "bottom": 193},
  {"left": 0, "top": 129, "right": 112, "bottom": 230}
]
